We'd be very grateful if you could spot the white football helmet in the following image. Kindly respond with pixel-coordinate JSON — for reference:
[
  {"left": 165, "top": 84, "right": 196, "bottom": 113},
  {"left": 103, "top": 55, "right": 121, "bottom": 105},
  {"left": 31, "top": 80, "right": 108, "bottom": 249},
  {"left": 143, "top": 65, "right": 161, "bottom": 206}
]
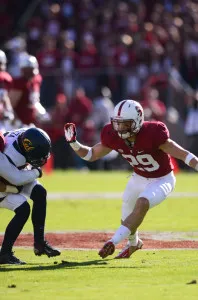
[
  {"left": 111, "top": 99, "right": 144, "bottom": 139},
  {"left": 0, "top": 50, "right": 7, "bottom": 64},
  {"left": 19, "top": 54, "right": 39, "bottom": 75}
]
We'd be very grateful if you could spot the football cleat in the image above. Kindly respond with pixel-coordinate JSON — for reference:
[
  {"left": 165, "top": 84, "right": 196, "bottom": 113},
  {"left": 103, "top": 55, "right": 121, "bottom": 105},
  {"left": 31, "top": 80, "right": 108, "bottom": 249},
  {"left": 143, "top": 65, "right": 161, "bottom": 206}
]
[
  {"left": 115, "top": 239, "right": 143, "bottom": 259},
  {"left": 0, "top": 252, "right": 26, "bottom": 265},
  {"left": 98, "top": 240, "right": 115, "bottom": 259},
  {"left": 34, "top": 241, "right": 61, "bottom": 257}
]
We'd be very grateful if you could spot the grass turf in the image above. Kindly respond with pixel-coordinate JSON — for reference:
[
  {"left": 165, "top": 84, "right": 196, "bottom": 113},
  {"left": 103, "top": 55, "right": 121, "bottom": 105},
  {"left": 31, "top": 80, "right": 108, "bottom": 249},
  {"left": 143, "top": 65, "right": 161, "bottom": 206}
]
[
  {"left": 0, "top": 171, "right": 198, "bottom": 300},
  {"left": 0, "top": 249, "right": 198, "bottom": 300}
]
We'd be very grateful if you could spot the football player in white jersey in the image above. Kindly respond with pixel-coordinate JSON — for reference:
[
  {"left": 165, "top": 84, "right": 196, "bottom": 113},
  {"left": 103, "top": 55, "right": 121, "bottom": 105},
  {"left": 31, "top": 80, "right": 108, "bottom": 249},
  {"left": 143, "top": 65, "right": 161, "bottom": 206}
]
[{"left": 0, "top": 127, "right": 60, "bottom": 264}]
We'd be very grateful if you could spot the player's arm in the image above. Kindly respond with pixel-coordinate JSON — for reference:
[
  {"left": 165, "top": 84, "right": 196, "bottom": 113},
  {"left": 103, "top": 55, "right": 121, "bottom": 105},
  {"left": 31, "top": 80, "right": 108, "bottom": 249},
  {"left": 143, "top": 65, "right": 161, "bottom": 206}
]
[
  {"left": 0, "top": 89, "right": 14, "bottom": 120},
  {"left": 0, "top": 152, "right": 42, "bottom": 186},
  {"left": 8, "top": 89, "right": 22, "bottom": 108},
  {"left": 159, "top": 138, "right": 198, "bottom": 170},
  {"left": 0, "top": 132, "right": 24, "bottom": 192},
  {"left": 76, "top": 142, "right": 111, "bottom": 162},
  {"left": 64, "top": 123, "right": 112, "bottom": 162}
]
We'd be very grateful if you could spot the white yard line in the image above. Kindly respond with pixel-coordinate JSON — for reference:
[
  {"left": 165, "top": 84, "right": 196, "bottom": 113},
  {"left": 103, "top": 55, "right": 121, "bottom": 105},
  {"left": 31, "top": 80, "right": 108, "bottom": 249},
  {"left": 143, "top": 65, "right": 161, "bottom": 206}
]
[{"left": 47, "top": 191, "right": 198, "bottom": 200}]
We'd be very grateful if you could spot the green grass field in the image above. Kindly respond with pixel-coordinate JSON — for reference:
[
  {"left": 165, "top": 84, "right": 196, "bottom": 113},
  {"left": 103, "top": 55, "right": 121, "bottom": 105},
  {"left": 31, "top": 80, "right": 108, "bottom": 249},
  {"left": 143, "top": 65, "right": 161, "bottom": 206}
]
[{"left": 0, "top": 171, "right": 198, "bottom": 300}]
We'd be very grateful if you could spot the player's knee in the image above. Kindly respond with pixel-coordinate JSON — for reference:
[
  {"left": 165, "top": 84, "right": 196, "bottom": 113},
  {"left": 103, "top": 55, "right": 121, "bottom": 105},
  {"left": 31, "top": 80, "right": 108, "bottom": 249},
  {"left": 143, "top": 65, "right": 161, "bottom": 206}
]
[
  {"left": 14, "top": 201, "right": 30, "bottom": 221},
  {"left": 135, "top": 197, "right": 150, "bottom": 213},
  {"left": 31, "top": 184, "right": 47, "bottom": 203}
]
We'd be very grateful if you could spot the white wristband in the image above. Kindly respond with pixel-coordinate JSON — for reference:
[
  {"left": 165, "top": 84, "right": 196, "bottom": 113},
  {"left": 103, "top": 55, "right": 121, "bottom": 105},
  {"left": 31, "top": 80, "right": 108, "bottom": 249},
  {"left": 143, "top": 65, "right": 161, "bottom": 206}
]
[
  {"left": 185, "top": 153, "right": 196, "bottom": 166},
  {"left": 82, "top": 148, "right": 92, "bottom": 161},
  {"left": 195, "top": 163, "right": 198, "bottom": 171},
  {"left": 70, "top": 141, "right": 81, "bottom": 151},
  {"left": 5, "top": 185, "right": 18, "bottom": 194}
]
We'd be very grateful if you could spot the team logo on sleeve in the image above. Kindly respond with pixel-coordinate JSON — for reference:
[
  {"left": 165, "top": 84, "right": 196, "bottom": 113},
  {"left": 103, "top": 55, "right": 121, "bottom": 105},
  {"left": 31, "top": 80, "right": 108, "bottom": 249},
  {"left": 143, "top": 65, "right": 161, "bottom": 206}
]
[{"left": 22, "top": 138, "right": 35, "bottom": 152}]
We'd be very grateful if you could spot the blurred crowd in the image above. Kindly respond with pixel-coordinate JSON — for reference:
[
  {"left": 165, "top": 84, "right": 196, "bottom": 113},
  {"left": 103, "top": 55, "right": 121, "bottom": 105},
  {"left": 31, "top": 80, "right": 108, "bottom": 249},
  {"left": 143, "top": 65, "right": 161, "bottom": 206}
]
[{"left": 1, "top": 0, "right": 198, "bottom": 170}]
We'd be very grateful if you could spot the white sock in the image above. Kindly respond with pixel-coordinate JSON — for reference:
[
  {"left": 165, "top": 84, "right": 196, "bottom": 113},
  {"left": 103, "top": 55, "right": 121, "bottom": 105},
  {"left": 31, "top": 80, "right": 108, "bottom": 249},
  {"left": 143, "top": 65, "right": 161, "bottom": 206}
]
[
  {"left": 111, "top": 225, "right": 131, "bottom": 245},
  {"left": 128, "top": 231, "right": 139, "bottom": 246}
]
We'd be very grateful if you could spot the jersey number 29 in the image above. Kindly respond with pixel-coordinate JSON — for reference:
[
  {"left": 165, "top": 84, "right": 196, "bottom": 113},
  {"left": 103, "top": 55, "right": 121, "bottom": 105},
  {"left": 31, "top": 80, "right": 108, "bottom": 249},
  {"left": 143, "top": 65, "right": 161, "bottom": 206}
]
[{"left": 122, "top": 154, "right": 160, "bottom": 172}]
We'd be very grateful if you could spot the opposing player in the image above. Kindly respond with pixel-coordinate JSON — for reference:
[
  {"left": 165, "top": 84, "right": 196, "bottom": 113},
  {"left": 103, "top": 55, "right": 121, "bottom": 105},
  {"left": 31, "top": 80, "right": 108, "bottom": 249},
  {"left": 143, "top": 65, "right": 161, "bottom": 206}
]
[
  {"left": 9, "top": 54, "right": 48, "bottom": 126},
  {"left": 64, "top": 99, "right": 198, "bottom": 259},
  {"left": 0, "top": 127, "right": 60, "bottom": 264},
  {"left": 0, "top": 131, "right": 41, "bottom": 192}
]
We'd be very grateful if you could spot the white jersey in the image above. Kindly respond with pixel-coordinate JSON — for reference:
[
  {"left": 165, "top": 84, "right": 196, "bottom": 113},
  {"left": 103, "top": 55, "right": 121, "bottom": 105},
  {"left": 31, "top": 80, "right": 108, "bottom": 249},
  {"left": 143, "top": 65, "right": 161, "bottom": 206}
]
[
  {"left": 0, "top": 128, "right": 40, "bottom": 198},
  {"left": 4, "top": 128, "right": 27, "bottom": 167}
]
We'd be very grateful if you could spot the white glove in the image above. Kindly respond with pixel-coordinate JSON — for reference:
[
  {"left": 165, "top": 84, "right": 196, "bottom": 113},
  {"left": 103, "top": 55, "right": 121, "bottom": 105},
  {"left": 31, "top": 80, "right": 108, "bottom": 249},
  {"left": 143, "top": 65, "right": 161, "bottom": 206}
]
[{"left": 64, "top": 123, "right": 77, "bottom": 143}]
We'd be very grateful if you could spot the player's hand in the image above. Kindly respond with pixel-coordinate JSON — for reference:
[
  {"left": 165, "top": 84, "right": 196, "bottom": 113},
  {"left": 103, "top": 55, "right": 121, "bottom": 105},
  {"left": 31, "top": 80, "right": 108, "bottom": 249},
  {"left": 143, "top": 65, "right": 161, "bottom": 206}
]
[
  {"left": 32, "top": 167, "right": 43, "bottom": 178},
  {"left": 64, "top": 123, "right": 77, "bottom": 143}
]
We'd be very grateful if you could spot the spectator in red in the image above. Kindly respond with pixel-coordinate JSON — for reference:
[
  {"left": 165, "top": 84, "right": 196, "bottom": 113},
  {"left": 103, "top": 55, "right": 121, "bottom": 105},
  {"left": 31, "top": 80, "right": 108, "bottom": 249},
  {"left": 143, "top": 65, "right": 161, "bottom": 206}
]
[
  {"left": 44, "top": 4, "right": 61, "bottom": 38},
  {"left": 36, "top": 36, "right": 60, "bottom": 74},
  {"left": 36, "top": 36, "right": 61, "bottom": 108},
  {"left": 141, "top": 73, "right": 168, "bottom": 105},
  {"left": 60, "top": 40, "right": 78, "bottom": 100},
  {"left": 27, "top": 16, "right": 44, "bottom": 56},
  {"left": 0, "top": 1, "right": 13, "bottom": 44},
  {"left": 5, "top": 36, "right": 28, "bottom": 78},
  {"left": 0, "top": 50, "right": 15, "bottom": 131},
  {"left": 44, "top": 93, "right": 68, "bottom": 144},
  {"left": 112, "top": 40, "right": 137, "bottom": 102},
  {"left": 141, "top": 86, "right": 166, "bottom": 122},
  {"left": 66, "top": 87, "right": 95, "bottom": 169},
  {"left": 113, "top": 1, "right": 130, "bottom": 33},
  {"left": 42, "top": 93, "right": 71, "bottom": 169},
  {"left": 77, "top": 36, "right": 100, "bottom": 97},
  {"left": 67, "top": 87, "right": 93, "bottom": 128},
  {"left": 9, "top": 54, "right": 48, "bottom": 126},
  {"left": 113, "top": 41, "right": 136, "bottom": 69}
]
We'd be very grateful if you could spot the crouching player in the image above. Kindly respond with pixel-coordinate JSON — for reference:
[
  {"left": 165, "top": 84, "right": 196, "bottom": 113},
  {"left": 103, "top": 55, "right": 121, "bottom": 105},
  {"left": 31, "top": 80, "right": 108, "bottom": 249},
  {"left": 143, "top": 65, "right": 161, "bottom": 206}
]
[
  {"left": 64, "top": 99, "right": 198, "bottom": 259},
  {"left": 0, "top": 128, "right": 60, "bottom": 265}
]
